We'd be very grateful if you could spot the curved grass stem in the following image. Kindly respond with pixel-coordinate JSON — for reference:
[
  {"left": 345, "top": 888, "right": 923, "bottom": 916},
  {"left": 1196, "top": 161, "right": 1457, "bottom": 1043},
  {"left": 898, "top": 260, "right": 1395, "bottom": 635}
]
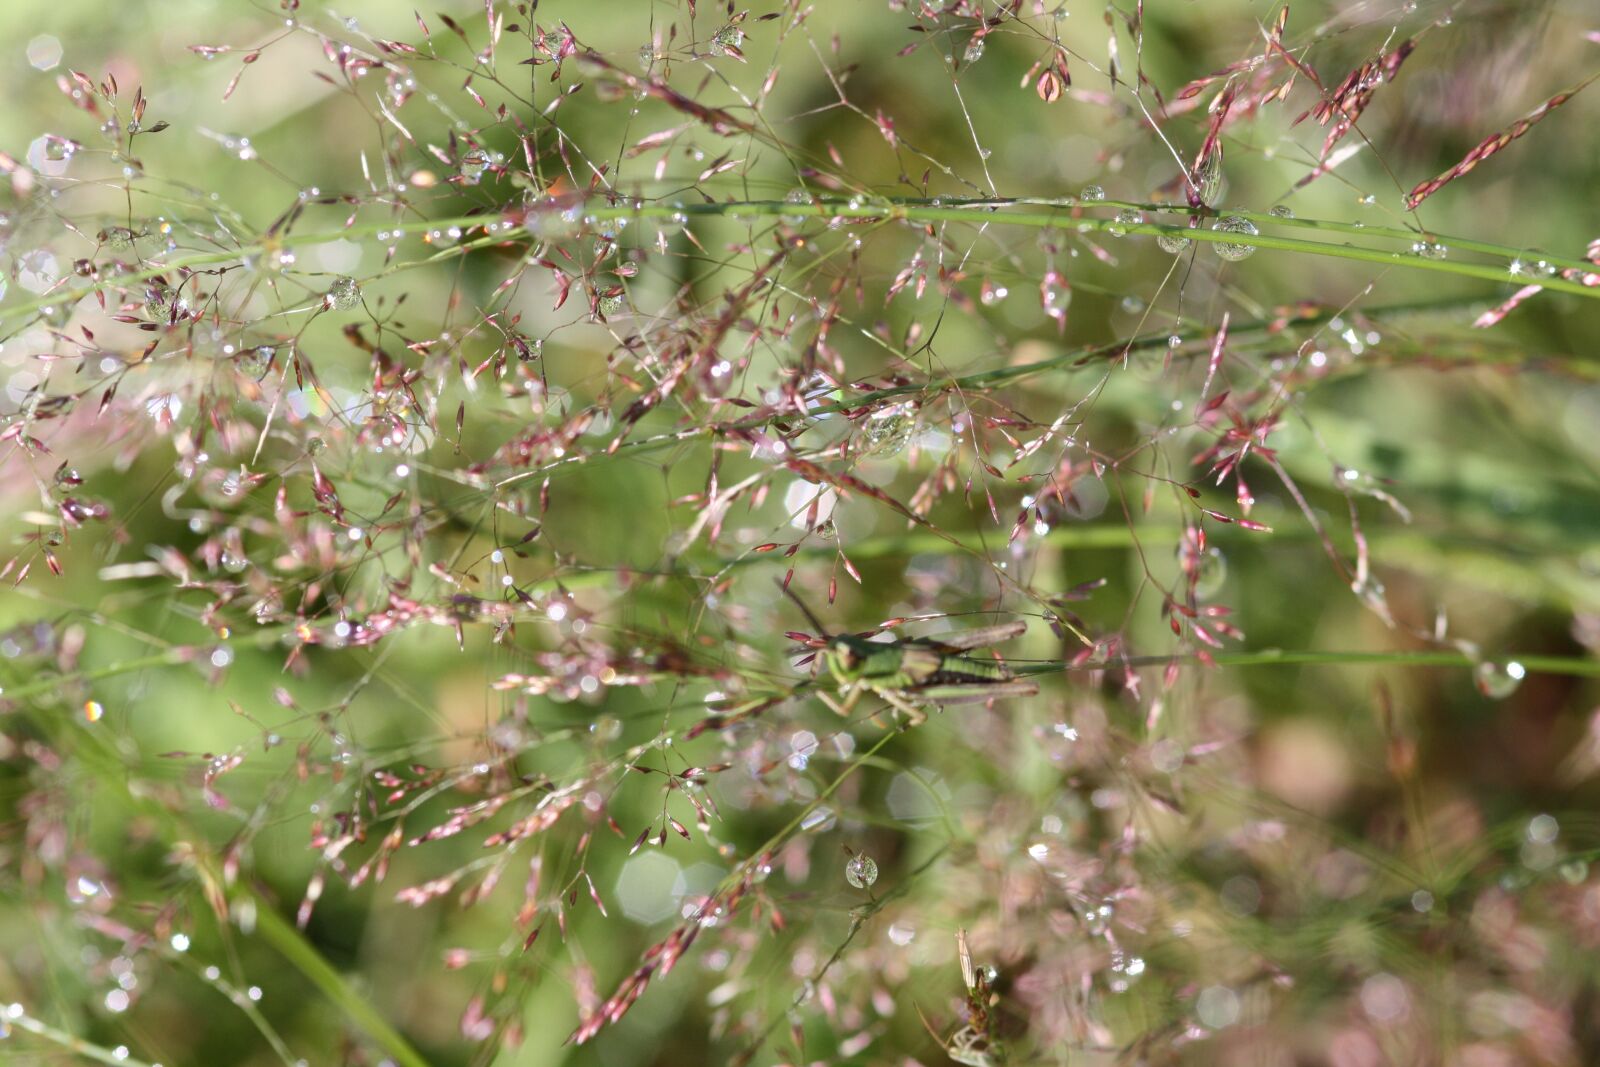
[{"left": 4, "top": 196, "right": 1594, "bottom": 332}]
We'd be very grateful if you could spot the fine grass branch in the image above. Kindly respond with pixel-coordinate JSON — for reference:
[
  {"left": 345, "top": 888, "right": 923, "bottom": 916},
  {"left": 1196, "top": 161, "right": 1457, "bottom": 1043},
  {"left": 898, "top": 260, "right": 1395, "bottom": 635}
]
[{"left": 3, "top": 196, "right": 1596, "bottom": 334}]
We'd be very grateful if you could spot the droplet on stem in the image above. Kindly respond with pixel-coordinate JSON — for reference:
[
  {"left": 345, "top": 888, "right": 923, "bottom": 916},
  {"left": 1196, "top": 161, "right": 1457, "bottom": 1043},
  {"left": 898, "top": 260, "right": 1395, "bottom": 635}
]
[
  {"left": 845, "top": 853, "right": 879, "bottom": 889},
  {"left": 1474, "top": 659, "right": 1525, "bottom": 699},
  {"left": 325, "top": 276, "right": 361, "bottom": 311},
  {"left": 1108, "top": 208, "right": 1143, "bottom": 237},
  {"left": 1209, "top": 216, "right": 1258, "bottom": 261}
]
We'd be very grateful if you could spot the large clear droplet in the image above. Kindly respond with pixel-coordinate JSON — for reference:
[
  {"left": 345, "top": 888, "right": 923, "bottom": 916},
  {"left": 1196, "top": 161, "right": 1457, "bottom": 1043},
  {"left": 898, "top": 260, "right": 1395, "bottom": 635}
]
[
  {"left": 1108, "top": 208, "right": 1143, "bottom": 237},
  {"left": 459, "top": 147, "right": 502, "bottom": 186},
  {"left": 782, "top": 188, "right": 811, "bottom": 223},
  {"left": 800, "top": 805, "right": 836, "bottom": 832},
  {"left": 1209, "top": 216, "right": 1258, "bottom": 261},
  {"left": 238, "top": 346, "right": 275, "bottom": 377},
  {"left": 845, "top": 853, "right": 879, "bottom": 889},
  {"left": 962, "top": 35, "right": 986, "bottom": 64},
  {"left": 325, "top": 276, "right": 361, "bottom": 311},
  {"left": 145, "top": 284, "right": 188, "bottom": 321},
  {"left": 856, "top": 403, "right": 916, "bottom": 457},
  {"left": 1179, "top": 544, "right": 1227, "bottom": 599},
  {"left": 1079, "top": 184, "right": 1106, "bottom": 202},
  {"left": 1194, "top": 153, "right": 1223, "bottom": 207},
  {"left": 709, "top": 25, "right": 744, "bottom": 57},
  {"left": 1157, "top": 231, "right": 1192, "bottom": 254},
  {"left": 1473, "top": 659, "right": 1525, "bottom": 699}
]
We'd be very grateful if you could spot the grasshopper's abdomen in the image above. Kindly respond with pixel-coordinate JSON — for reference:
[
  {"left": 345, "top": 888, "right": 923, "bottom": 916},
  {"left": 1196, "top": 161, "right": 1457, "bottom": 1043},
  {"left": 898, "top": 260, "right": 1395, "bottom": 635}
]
[{"left": 928, "top": 656, "right": 1011, "bottom": 685}]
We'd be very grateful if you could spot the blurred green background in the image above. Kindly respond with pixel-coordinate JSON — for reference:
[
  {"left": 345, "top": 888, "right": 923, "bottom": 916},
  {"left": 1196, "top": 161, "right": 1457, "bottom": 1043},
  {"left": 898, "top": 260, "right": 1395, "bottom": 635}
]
[{"left": 2, "top": 0, "right": 1599, "bottom": 1065}]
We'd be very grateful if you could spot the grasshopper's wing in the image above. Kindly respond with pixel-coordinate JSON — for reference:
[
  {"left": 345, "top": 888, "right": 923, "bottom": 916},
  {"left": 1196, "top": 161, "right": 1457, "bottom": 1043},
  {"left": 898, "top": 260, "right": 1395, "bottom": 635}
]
[
  {"left": 895, "top": 644, "right": 946, "bottom": 685},
  {"left": 916, "top": 620, "right": 1028, "bottom": 653},
  {"left": 916, "top": 679, "right": 1039, "bottom": 706}
]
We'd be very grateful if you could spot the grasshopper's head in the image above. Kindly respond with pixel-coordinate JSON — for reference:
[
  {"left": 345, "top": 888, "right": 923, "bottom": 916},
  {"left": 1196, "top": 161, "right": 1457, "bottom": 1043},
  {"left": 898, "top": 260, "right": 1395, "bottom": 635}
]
[{"left": 823, "top": 634, "right": 872, "bottom": 683}]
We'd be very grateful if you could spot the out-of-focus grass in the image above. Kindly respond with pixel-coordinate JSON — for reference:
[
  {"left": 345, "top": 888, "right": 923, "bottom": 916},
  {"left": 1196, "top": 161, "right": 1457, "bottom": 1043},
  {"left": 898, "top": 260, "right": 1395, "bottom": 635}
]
[{"left": 1, "top": 2, "right": 1598, "bottom": 1065}]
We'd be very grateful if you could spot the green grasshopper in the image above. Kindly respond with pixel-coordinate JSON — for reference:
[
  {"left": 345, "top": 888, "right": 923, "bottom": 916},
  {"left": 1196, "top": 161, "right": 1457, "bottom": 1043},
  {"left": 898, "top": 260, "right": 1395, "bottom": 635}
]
[{"left": 785, "top": 589, "right": 1038, "bottom": 724}]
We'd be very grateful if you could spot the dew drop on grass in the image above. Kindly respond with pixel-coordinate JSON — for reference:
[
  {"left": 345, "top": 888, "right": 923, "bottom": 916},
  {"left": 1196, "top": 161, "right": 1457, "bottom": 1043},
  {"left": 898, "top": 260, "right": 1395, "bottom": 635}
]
[
  {"left": 145, "top": 284, "right": 187, "bottom": 320},
  {"left": 325, "top": 276, "right": 361, "bottom": 311},
  {"left": 1209, "top": 216, "right": 1258, "bottom": 261},
  {"left": 458, "top": 147, "right": 502, "bottom": 186},
  {"left": 1410, "top": 239, "right": 1447, "bottom": 260},
  {"left": 1474, "top": 659, "right": 1525, "bottom": 699},
  {"left": 1195, "top": 154, "right": 1223, "bottom": 207},
  {"left": 238, "top": 346, "right": 274, "bottom": 376},
  {"left": 800, "top": 805, "right": 836, "bottom": 832},
  {"left": 83, "top": 700, "right": 104, "bottom": 723},
  {"left": 1156, "top": 231, "right": 1192, "bottom": 254},
  {"left": 100, "top": 226, "right": 138, "bottom": 249},
  {"left": 1182, "top": 544, "right": 1227, "bottom": 599},
  {"left": 962, "top": 36, "right": 985, "bottom": 64},
  {"left": 1079, "top": 184, "right": 1106, "bottom": 202},
  {"left": 782, "top": 188, "right": 810, "bottom": 223},
  {"left": 709, "top": 25, "right": 744, "bottom": 57},
  {"left": 1269, "top": 205, "right": 1294, "bottom": 219},
  {"left": 1108, "top": 208, "right": 1143, "bottom": 236},
  {"left": 857, "top": 403, "right": 916, "bottom": 457},
  {"left": 845, "top": 853, "right": 879, "bottom": 889}
]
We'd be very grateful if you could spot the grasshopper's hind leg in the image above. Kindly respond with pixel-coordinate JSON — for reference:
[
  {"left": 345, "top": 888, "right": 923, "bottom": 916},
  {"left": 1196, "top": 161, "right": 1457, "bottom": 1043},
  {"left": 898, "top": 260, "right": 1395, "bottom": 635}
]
[{"left": 878, "top": 688, "right": 928, "bottom": 729}]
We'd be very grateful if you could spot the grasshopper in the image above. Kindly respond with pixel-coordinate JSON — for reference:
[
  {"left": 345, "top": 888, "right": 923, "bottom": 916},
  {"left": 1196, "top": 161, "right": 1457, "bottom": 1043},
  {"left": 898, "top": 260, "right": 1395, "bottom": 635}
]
[{"left": 785, "top": 589, "right": 1038, "bottom": 724}]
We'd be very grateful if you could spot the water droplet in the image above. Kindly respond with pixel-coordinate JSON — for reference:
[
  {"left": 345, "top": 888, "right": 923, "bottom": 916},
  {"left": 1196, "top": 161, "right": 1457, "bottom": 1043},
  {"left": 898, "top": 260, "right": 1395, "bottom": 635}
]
[
  {"left": 458, "top": 147, "right": 502, "bottom": 186},
  {"left": 709, "top": 25, "right": 745, "bottom": 57},
  {"left": 845, "top": 853, "right": 879, "bottom": 889},
  {"left": 782, "top": 188, "right": 811, "bottom": 223},
  {"left": 99, "top": 226, "right": 139, "bottom": 249},
  {"left": 1194, "top": 154, "right": 1223, "bottom": 207},
  {"left": 1410, "top": 239, "right": 1447, "bottom": 260},
  {"left": 1560, "top": 859, "right": 1589, "bottom": 884},
  {"left": 1473, "top": 659, "right": 1525, "bottom": 699},
  {"left": 962, "top": 35, "right": 986, "bottom": 64},
  {"left": 1527, "top": 813, "right": 1558, "bottom": 844},
  {"left": 1108, "top": 208, "right": 1143, "bottom": 237},
  {"left": 83, "top": 700, "right": 104, "bottom": 723},
  {"left": 856, "top": 403, "right": 916, "bottom": 457},
  {"left": 1079, "top": 184, "right": 1105, "bottom": 202},
  {"left": 145, "top": 284, "right": 188, "bottom": 321},
  {"left": 324, "top": 276, "right": 361, "bottom": 311},
  {"left": 1209, "top": 216, "right": 1258, "bottom": 261},
  {"left": 1178, "top": 543, "right": 1227, "bottom": 599},
  {"left": 1156, "top": 231, "right": 1192, "bottom": 254},
  {"left": 800, "top": 806, "right": 836, "bottom": 832}
]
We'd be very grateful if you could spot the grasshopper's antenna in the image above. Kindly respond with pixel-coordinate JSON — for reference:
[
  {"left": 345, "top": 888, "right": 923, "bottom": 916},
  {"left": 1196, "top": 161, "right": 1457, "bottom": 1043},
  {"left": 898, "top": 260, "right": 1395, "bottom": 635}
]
[{"left": 776, "top": 578, "right": 831, "bottom": 637}]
